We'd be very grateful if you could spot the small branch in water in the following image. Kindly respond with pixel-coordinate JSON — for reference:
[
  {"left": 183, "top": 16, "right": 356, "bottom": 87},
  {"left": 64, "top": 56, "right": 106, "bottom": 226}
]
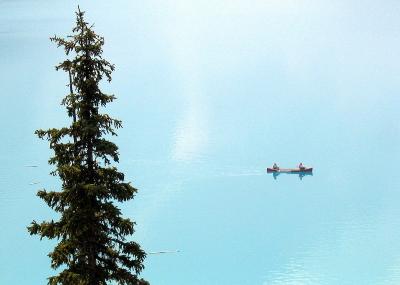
[
  {"left": 148, "top": 250, "right": 180, "bottom": 255},
  {"left": 24, "top": 165, "right": 38, "bottom": 168}
]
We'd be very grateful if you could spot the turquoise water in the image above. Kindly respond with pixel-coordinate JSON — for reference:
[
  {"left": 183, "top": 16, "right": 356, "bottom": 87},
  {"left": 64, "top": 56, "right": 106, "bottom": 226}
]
[{"left": 1, "top": 1, "right": 400, "bottom": 284}]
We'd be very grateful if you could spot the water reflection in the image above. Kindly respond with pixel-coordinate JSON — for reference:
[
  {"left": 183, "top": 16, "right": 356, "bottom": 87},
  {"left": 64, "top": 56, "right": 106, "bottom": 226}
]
[{"left": 271, "top": 171, "right": 313, "bottom": 180}]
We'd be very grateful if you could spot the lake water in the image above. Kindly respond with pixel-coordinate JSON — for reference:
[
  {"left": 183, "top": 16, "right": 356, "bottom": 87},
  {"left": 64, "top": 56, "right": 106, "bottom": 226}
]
[{"left": 1, "top": 1, "right": 400, "bottom": 284}]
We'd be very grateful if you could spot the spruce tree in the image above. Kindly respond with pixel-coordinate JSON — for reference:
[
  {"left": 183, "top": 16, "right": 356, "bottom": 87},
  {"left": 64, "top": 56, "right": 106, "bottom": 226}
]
[{"left": 28, "top": 8, "right": 148, "bottom": 285}]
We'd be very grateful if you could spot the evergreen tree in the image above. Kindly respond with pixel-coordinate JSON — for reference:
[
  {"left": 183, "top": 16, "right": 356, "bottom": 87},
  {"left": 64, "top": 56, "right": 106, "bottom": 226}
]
[{"left": 28, "top": 8, "right": 148, "bottom": 285}]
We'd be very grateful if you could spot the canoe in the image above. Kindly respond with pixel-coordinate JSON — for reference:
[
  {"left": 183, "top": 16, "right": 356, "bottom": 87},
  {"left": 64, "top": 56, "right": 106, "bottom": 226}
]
[{"left": 267, "top": 167, "right": 313, "bottom": 173}]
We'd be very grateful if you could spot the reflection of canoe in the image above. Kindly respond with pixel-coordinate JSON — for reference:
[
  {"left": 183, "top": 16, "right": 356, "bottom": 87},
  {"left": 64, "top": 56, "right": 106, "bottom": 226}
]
[{"left": 267, "top": 167, "right": 313, "bottom": 173}]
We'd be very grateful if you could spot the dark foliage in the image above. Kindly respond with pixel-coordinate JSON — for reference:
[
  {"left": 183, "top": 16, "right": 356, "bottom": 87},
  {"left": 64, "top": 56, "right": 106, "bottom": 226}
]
[{"left": 28, "top": 8, "right": 148, "bottom": 285}]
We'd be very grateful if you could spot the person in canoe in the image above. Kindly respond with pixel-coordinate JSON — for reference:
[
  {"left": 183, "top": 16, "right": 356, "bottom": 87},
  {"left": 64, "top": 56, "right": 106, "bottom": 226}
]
[
  {"left": 298, "top": 162, "right": 305, "bottom": 170},
  {"left": 273, "top": 163, "right": 279, "bottom": 170}
]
